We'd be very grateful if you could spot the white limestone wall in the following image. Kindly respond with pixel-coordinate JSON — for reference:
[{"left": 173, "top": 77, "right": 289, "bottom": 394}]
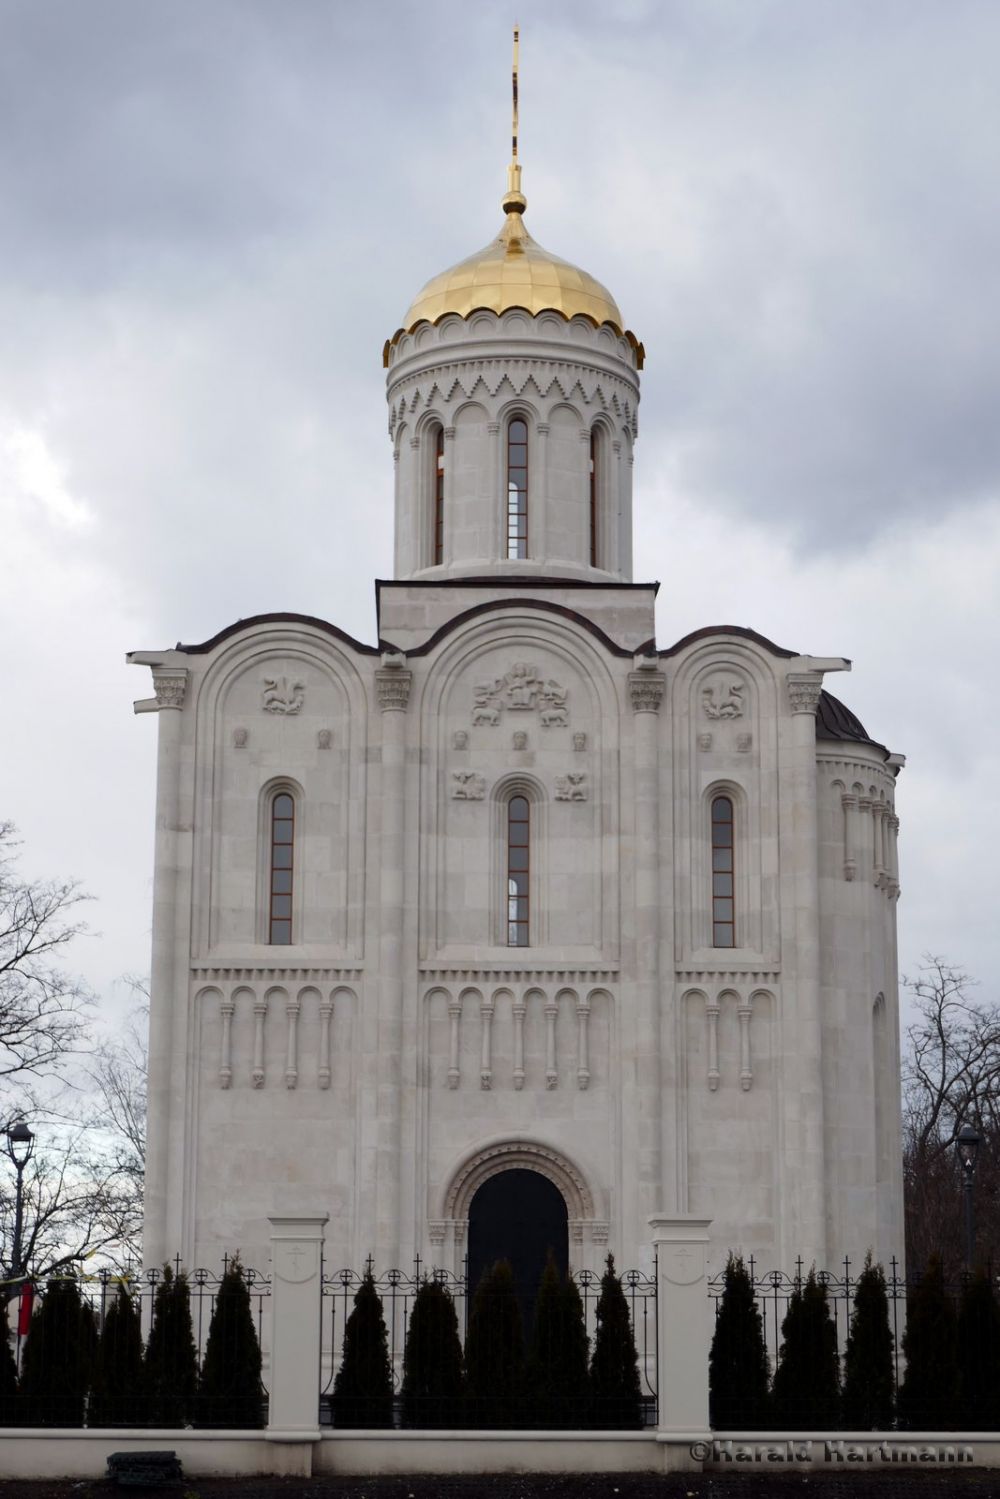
[
  {"left": 133, "top": 614, "right": 904, "bottom": 1287},
  {"left": 386, "top": 311, "right": 640, "bottom": 581},
  {"left": 817, "top": 749, "right": 905, "bottom": 1269}
]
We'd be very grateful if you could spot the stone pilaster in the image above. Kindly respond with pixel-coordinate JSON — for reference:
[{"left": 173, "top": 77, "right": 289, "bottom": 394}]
[
  {"left": 784, "top": 673, "right": 827, "bottom": 1266},
  {"left": 142, "top": 665, "right": 189, "bottom": 1268},
  {"left": 629, "top": 666, "right": 667, "bottom": 1230},
  {"left": 374, "top": 657, "right": 412, "bottom": 1266}
]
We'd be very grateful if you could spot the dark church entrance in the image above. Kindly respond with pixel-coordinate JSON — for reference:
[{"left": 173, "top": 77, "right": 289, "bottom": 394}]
[{"left": 467, "top": 1168, "right": 568, "bottom": 1330}]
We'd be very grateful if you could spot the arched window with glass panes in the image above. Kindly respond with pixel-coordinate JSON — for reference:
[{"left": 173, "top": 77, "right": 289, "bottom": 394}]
[
  {"left": 432, "top": 424, "right": 445, "bottom": 565},
  {"left": 711, "top": 795, "right": 735, "bottom": 948},
  {"left": 589, "top": 426, "right": 601, "bottom": 567},
  {"left": 506, "top": 417, "right": 528, "bottom": 559},
  {"left": 506, "top": 794, "right": 530, "bottom": 945},
  {"left": 268, "top": 791, "right": 295, "bottom": 944}
]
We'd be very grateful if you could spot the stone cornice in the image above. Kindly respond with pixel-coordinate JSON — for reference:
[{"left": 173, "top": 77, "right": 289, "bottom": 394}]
[
  {"left": 189, "top": 966, "right": 364, "bottom": 983},
  {"left": 419, "top": 964, "right": 618, "bottom": 983}
]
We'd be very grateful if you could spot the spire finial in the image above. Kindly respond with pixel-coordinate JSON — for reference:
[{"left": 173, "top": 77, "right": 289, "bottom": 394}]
[
  {"left": 503, "top": 25, "right": 527, "bottom": 214},
  {"left": 512, "top": 24, "right": 519, "bottom": 163}
]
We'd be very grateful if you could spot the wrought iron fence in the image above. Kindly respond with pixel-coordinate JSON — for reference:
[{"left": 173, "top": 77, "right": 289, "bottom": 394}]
[
  {"left": 707, "top": 1255, "right": 1000, "bottom": 1429},
  {"left": 3, "top": 1257, "right": 270, "bottom": 1428},
  {"left": 320, "top": 1256, "right": 658, "bottom": 1429}
]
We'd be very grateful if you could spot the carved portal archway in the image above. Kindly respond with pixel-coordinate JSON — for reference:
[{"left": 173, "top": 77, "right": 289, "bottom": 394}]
[{"left": 430, "top": 1138, "right": 608, "bottom": 1275}]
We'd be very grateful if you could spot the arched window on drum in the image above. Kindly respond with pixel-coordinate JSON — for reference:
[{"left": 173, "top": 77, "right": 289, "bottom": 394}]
[
  {"left": 589, "top": 426, "right": 601, "bottom": 567},
  {"left": 431, "top": 424, "right": 445, "bottom": 565},
  {"left": 506, "top": 417, "right": 528, "bottom": 559},
  {"left": 711, "top": 795, "right": 735, "bottom": 948},
  {"left": 268, "top": 791, "right": 295, "bottom": 944}
]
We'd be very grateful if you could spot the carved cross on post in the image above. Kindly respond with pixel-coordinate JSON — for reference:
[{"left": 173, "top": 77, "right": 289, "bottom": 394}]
[{"left": 285, "top": 1244, "right": 305, "bottom": 1277}]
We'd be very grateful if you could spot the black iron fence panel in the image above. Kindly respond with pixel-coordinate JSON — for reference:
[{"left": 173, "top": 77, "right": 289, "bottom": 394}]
[
  {"left": 3, "top": 1258, "right": 270, "bottom": 1428},
  {"left": 319, "top": 1257, "right": 658, "bottom": 1429},
  {"left": 706, "top": 1255, "right": 1000, "bottom": 1430}
]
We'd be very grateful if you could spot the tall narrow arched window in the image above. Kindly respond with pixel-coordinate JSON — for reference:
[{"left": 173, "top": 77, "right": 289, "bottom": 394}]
[
  {"left": 506, "top": 795, "right": 530, "bottom": 945},
  {"left": 506, "top": 417, "right": 528, "bottom": 559},
  {"left": 589, "top": 427, "right": 600, "bottom": 567},
  {"left": 432, "top": 425, "right": 445, "bottom": 565},
  {"left": 269, "top": 792, "right": 295, "bottom": 944},
  {"left": 711, "top": 795, "right": 735, "bottom": 948}
]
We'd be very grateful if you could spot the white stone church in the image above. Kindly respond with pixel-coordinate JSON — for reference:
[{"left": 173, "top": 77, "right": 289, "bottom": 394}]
[{"left": 130, "top": 147, "right": 905, "bottom": 1289}]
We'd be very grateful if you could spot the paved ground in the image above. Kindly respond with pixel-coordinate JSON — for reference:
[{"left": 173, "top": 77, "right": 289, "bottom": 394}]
[{"left": 3, "top": 1475, "right": 1000, "bottom": 1499}]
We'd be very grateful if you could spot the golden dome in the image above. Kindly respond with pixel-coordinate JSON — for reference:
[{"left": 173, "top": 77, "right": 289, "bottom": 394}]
[{"left": 386, "top": 167, "right": 643, "bottom": 366}]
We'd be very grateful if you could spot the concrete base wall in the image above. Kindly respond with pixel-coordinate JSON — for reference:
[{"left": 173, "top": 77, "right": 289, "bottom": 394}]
[{"left": 2, "top": 1429, "right": 999, "bottom": 1479}]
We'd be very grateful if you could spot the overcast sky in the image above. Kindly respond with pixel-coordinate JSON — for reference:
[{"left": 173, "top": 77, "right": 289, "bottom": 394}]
[{"left": 2, "top": 0, "right": 998, "bottom": 1029}]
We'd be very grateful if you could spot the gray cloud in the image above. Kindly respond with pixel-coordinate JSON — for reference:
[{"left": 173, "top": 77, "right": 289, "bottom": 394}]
[{"left": 1, "top": 0, "right": 998, "bottom": 1005}]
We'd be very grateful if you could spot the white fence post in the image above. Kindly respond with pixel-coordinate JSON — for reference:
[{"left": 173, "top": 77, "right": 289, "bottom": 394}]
[
  {"left": 649, "top": 1215, "right": 712, "bottom": 1437},
  {"left": 266, "top": 1214, "right": 328, "bottom": 1442}
]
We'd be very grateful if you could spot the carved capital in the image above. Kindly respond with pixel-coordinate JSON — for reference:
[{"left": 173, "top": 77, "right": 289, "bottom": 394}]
[
  {"left": 628, "top": 670, "right": 666, "bottom": 714},
  {"left": 787, "top": 674, "right": 823, "bottom": 715},
  {"left": 152, "top": 667, "right": 188, "bottom": 710},
  {"left": 376, "top": 666, "right": 412, "bottom": 712},
  {"left": 841, "top": 792, "right": 858, "bottom": 810}
]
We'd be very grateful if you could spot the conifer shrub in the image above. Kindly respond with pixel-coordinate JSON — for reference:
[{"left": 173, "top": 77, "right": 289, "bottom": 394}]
[
  {"left": 772, "top": 1269, "right": 840, "bottom": 1429},
  {"left": 841, "top": 1253, "right": 895, "bottom": 1430},
  {"left": 897, "top": 1255, "right": 959, "bottom": 1430},
  {"left": 87, "top": 1285, "right": 147, "bottom": 1427},
  {"left": 709, "top": 1253, "right": 770, "bottom": 1429},
  {"left": 0, "top": 1323, "right": 18, "bottom": 1427},
  {"left": 400, "top": 1278, "right": 464, "bottom": 1428},
  {"left": 331, "top": 1269, "right": 394, "bottom": 1428},
  {"left": 196, "top": 1259, "right": 264, "bottom": 1428},
  {"left": 589, "top": 1254, "right": 642, "bottom": 1430},
  {"left": 144, "top": 1265, "right": 199, "bottom": 1428},
  {"left": 18, "top": 1274, "right": 93, "bottom": 1426},
  {"left": 524, "top": 1255, "right": 590, "bottom": 1428},
  {"left": 957, "top": 1268, "right": 1000, "bottom": 1430},
  {"left": 464, "top": 1259, "right": 525, "bottom": 1428}
]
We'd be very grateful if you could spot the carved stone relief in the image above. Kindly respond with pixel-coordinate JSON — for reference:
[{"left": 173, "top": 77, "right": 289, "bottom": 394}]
[
  {"left": 573, "top": 732, "right": 587, "bottom": 752},
  {"left": 701, "top": 679, "right": 744, "bottom": 719},
  {"left": 471, "top": 663, "right": 568, "bottom": 728},
  {"left": 451, "top": 770, "right": 486, "bottom": 800},
  {"left": 452, "top": 729, "right": 469, "bottom": 750},
  {"left": 317, "top": 729, "right": 332, "bottom": 750},
  {"left": 698, "top": 732, "right": 713, "bottom": 752},
  {"left": 262, "top": 677, "right": 305, "bottom": 715},
  {"left": 554, "top": 773, "right": 588, "bottom": 802},
  {"left": 736, "top": 732, "right": 752, "bottom": 753},
  {"left": 232, "top": 727, "right": 248, "bottom": 749}
]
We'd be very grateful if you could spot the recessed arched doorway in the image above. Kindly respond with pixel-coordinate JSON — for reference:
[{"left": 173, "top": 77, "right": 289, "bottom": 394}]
[{"left": 467, "top": 1168, "right": 568, "bottom": 1330}]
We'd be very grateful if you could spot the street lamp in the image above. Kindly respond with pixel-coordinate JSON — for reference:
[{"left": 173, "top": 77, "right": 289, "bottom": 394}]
[
  {"left": 4, "top": 1121, "right": 34, "bottom": 1290},
  {"left": 955, "top": 1122, "right": 982, "bottom": 1274}
]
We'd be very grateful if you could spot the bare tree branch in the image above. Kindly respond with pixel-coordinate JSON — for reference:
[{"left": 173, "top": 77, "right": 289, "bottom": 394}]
[{"left": 902, "top": 957, "right": 1000, "bottom": 1276}]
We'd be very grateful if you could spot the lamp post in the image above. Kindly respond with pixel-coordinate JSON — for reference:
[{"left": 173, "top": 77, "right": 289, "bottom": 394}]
[
  {"left": 4, "top": 1120, "right": 34, "bottom": 1294},
  {"left": 955, "top": 1122, "right": 982, "bottom": 1274}
]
